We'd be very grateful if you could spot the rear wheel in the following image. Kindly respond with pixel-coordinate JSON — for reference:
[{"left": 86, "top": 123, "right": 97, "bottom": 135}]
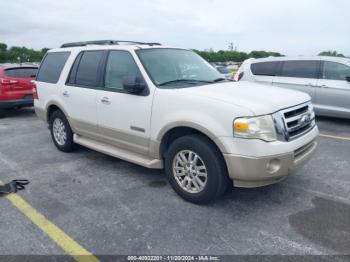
[
  {"left": 165, "top": 134, "right": 229, "bottom": 204},
  {"left": 49, "top": 110, "right": 76, "bottom": 152}
]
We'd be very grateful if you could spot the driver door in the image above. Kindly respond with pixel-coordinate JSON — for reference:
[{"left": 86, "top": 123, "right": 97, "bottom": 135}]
[{"left": 96, "top": 50, "right": 153, "bottom": 156}]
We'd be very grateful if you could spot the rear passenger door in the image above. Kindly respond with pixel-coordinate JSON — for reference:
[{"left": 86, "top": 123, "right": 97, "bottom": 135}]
[
  {"left": 96, "top": 50, "right": 152, "bottom": 156},
  {"left": 63, "top": 50, "right": 106, "bottom": 138},
  {"left": 315, "top": 61, "right": 350, "bottom": 118},
  {"left": 273, "top": 60, "right": 320, "bottom": 102}
]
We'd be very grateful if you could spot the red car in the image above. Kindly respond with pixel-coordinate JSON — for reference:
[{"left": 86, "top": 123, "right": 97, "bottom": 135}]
[{"left": 0, "top": 64, "right": 38, "bottom": 109}]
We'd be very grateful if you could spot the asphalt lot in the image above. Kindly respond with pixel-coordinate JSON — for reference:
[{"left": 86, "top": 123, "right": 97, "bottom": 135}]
[{"left": 0, "top": 108, "right": 349, "bottom": 258}]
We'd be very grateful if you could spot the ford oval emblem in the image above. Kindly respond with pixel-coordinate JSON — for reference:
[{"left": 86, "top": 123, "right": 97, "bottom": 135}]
[{"left": 299, "top": 113, "right": 311, "bottom": 125}]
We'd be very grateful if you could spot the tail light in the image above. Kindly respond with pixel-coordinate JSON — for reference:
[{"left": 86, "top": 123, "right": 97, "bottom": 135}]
[
  {"left": 32, "top": 81, "right": 39, "bottom": 99},
  {"left": 237, "top": 72, "right": 244, "bottom": 81},
  {"left": 0, "top": 78, "right": 18, "bottom": 85}
]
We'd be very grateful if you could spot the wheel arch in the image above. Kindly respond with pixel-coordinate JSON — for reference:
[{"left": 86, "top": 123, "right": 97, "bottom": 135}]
[
  {"left": 157, "top": 122, "right": 227, "bottom": 159},
  {"left": 46, "top": 102, "right": 74, "bottom": 131}
]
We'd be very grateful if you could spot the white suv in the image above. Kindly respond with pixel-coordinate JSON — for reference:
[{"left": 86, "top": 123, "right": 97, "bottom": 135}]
[{"left": 34, "top": 40, "right": 319, "bottom": 203}]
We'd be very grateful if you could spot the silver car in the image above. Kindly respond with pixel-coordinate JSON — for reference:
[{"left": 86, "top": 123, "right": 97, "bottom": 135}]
[{"left": 236, "top": 56, "right": 350, "bottom": 119}]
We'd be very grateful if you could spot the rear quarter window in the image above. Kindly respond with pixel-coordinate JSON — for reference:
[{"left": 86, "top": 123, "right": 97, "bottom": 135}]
[
  {"left": 251, "top": 62, "right": 279, "bottom": 76},
  {"left": 36, "top": 52, "right": 70, "bottom": 83}
]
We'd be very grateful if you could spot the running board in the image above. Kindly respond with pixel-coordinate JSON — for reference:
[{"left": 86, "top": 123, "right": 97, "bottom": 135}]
[{"left": 74, "top": 134, "right": 163, "bottom": 169}]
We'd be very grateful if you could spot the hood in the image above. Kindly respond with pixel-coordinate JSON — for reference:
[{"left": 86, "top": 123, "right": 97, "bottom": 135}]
[{"left": 182, "top": 81, "right": 311, "bottom": 115}]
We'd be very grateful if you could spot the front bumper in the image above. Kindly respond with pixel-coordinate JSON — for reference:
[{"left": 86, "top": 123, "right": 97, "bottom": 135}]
[
  {"left": 0, "top": 97, "right": 33, "bottom": 109},
  {"left": 223, "top": 128, "right": 318, "bottom": 188}
]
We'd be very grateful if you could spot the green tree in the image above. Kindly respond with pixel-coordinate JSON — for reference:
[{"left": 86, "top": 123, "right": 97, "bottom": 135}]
[
  {"left": 249, "top": 50, "right": 283, "bottom": 59},
  {"left": 0, "top": 43, "right": 50, "bottom": 63},
  {"left": 193, "top": 49, "right": 283, "bottom": 62},
  {"left": 318, "top": 51, "right": 345, "bottom": 57},
  {"left": 0, "top": 42, "right": 7, "bottom": 63},
  {"left": 41, "top": 48, "right": 50, "bottom": 57}
]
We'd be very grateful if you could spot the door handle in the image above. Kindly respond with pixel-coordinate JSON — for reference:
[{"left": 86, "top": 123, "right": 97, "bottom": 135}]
[
  {"left": 101, "top": 97, "right": 111, "bottom": 105},
  {"left": 316, "top": 85, "right": 328, "bottom": 88},
  {"left": 307, "top": 83, "right": 316, "bottom": 87},
  {"left": 62, "top": 91, "right": 69, "bottom": 97}
]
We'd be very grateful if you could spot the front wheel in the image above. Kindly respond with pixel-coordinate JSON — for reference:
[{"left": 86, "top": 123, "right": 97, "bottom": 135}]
[
  {"left": 165, "top": 135, "right": 229, "bottom": 204},
  {"left": 49, "top": 110, "right": 76, "bottom": 152}
]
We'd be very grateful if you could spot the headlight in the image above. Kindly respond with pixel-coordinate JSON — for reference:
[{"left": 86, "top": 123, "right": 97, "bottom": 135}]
[{"left": 233, "top": 115, "right": 277, "bottom": 142}]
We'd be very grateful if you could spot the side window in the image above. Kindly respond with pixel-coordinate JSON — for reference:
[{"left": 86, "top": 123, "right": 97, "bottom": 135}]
[
  {"left": 74, "top": 51, "right": 104, "bottom": 87},
  {"left": 279, "top": 60, "right": 318, "bottom": 79},
  {"left": 104, "top": 51, "right": 142, "bottom": 90},
  {"left": 251, "top": 62, "right": 279, "bottom": 76},
  {"left": 36, "top": 52, "right": 70, "bottom": 83},
  {"left": 322, "top": 61, "right": 350, "bottom": 81},
  {"left": 67, "top": 52, "right": 83, "bottom": 84}
]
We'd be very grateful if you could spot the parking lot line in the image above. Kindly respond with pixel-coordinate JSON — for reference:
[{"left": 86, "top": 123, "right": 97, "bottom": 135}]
[
  {"left": 319, "top": 133, "right": 350, "bottom": 141},
  {"left": 0, "top": 181, "right": 99, "bottom": 262}
]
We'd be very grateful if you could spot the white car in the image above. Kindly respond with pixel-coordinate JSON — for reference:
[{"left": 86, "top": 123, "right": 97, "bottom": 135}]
[
  {"left": 34, "top": 40, "right": 318, "bottom": 203},
  {"left": 235, "top": 56, "right": 350, "bottom": 119}
]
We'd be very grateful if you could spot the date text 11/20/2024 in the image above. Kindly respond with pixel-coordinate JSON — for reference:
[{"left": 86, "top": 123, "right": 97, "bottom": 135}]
[{"left": 127, "top": 255, "right": 220, "bottom": 261}]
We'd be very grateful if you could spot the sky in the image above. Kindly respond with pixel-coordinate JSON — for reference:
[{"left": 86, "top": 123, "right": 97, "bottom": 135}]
[{"left": 0, "top": 0, "right": 349, "bottom": 56}]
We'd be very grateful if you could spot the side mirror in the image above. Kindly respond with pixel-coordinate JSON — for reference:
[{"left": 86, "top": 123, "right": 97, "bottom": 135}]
[
  {"left": 346, "top": 76, "right": 350, "bottom": 82},
  {"left": 122, "top": 76, "right": 146, "bottom": 94}
]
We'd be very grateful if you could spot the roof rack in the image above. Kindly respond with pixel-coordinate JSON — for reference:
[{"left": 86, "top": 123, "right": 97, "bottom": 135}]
[{"left": 60, "top": 40, "right": 162, "bottom": 48}]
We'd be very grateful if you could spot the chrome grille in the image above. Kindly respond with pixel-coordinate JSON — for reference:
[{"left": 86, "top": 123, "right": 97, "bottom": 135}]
[{"left": 273, "top": 102, "right": 316, "bottom": 141}]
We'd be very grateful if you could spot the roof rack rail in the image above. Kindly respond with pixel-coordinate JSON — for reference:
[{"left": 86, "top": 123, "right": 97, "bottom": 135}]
[{"left": 60, "top": 40, "right": 162, "bottom": 48}]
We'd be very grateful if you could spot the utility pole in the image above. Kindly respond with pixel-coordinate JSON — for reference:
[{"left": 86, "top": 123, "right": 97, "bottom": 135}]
[{"left": 228, "top": 42, "right": 234, "bottom": 51}]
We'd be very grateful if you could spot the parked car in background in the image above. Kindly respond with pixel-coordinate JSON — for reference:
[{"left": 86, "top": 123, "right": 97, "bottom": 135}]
[
  {"left": 0, "top": 64, "right": 38, "bottom": 109},
  {"left": 235, "top": 56, "right": 350, "bottom": 119},
  {"left": 226, "top": 62, "right": 240, "bottom": 71},
  {"left": 213, "top": 65, "right": 233, "bottom": 80},
  {"left": 34, "top": 40, "right": 318, "bottom": 204}
]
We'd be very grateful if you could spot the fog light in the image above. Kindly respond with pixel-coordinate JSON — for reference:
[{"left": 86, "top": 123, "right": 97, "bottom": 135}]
[{"left": 266, "top": 159, "right": 281, "bottom": 174}]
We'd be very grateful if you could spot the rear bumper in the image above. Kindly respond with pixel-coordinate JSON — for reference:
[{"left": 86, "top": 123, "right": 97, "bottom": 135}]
[
  {"left": 34, "top": 106, "right": 47, "bottom": 122},
  {"left": 0, "top": 98, "right": 33, "bottom": 109},
  {"left": 223, "top": 136, "right": 318, "bottom": 188}
]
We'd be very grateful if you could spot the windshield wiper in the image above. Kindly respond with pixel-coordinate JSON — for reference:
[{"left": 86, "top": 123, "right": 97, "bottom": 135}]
[{"left": 158, "top": 79, "right": 212, "bottom": 86}]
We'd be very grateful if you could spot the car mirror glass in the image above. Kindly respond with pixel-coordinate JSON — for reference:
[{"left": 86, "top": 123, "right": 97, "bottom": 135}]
[{"left": 122, "top": 76, "right": 146, "bottom": 94}]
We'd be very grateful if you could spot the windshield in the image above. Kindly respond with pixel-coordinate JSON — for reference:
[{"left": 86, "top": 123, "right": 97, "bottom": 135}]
[{"left": 137, "top": 48, "right": 224, "bottom": 87}]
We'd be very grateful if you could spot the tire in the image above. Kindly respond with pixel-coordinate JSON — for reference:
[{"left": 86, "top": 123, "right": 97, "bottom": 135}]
[
  {"left": 49, "top": 110, "right": 76, "bottom": 152},
  {"left": 165, "top": 134, "right": 229, "bottom": 204}
]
